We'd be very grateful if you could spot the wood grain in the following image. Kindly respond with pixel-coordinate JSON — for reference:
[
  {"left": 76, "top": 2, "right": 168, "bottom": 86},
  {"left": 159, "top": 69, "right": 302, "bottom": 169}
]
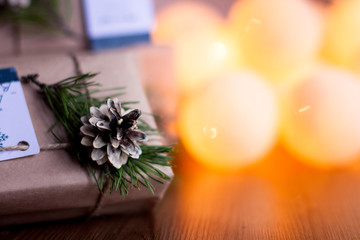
[
  {"left": 2, "top": 145, "right": 360, "bottom": 239},
  {"left": 153, "top": 146, "right": 360, "bottom": 240}
]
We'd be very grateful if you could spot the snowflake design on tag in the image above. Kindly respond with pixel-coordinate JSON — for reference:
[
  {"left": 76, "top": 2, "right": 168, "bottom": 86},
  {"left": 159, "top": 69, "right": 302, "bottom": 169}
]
[{"left": 0, "top": 131, "right": 9, "bottom": 147}]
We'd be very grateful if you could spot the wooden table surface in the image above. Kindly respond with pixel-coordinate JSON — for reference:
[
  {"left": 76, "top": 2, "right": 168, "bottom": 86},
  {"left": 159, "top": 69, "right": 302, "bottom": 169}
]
[
  {"left": 2, "top": 144, "right": 360, "bottom": 240},
  {"left": 0, "top": 0, "right": 345, "bottom": 238}
]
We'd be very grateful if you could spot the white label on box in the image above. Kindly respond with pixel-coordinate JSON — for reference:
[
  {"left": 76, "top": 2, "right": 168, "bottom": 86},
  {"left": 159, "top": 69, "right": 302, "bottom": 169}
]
[
  {"left": 83, "top": 0, "right": 154, "bottom": 39},
  {"left": 0, "top": 68, "right": 40, "bottom": 161}
]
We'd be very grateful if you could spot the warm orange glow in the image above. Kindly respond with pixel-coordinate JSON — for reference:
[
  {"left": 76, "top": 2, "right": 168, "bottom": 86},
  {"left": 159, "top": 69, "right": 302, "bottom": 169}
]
[
  {"left": 152, "top": 1, "right": 244, "bottom": 95},
  {"left": 151, "top": 1, "right": 223, "bottom": 45},
  {"left": 228, "top": 0, "right": 323, "bottom": 85},
  {"left": 178, "top": 71, "right": 278, "bottom": 170},
  {"left": 153, "top": 0, "right": 360, "bottom": 169},
  {"left": 281, "top": 66, "right": 360, "bottom": 167},
  {"left": 172, "top": 32, "right": 226, "bottom": 95},
  {"left": 172, "top": 27, "right": 243, "bottom": 95},
  {"left": 322, "top": 0, "right": 360, "bottom": 67}
]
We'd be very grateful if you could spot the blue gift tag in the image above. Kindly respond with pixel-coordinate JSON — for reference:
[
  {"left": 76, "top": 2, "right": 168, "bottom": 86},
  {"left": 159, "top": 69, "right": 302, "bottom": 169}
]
[{"left": 0, "top": 68, "right": 40, "bottom": 161}]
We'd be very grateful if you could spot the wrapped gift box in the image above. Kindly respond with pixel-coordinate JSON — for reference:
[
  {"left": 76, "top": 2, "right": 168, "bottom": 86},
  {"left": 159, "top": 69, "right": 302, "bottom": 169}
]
[{"left": 0, "top": 49, "right": 173, "bottom": 226}]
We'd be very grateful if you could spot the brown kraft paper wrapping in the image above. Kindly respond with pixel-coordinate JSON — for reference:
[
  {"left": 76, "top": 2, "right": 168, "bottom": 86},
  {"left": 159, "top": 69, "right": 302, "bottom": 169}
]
[{"left": 0, "top": 50, "right": 173, "bottom": 226}]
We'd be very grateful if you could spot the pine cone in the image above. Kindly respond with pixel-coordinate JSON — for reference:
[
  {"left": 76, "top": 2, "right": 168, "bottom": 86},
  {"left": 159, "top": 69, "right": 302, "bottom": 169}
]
[{"left": 80, "top": 98, "right": 147, "bottom": 169}]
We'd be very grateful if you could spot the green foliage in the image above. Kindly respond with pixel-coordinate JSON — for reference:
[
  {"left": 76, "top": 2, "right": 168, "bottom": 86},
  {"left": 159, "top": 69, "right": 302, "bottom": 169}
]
[
  {"left": 1, "top": 0, "right": 58, "bottom": 27},
  {"left": 27, "top": 73, "right": 173, "bottom": 196},
  {"left": 0, "top": 0, "right": 76, "bottom": 38}
]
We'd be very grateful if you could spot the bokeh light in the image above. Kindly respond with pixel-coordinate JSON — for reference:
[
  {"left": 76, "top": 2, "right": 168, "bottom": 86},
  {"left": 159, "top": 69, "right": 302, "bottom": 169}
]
[
  {"left": 228, "top": 0, "right": 323, "bottom": 85},
  {"left": 152, "top": 1, "right": 223, "bottom": 45},
  {"left": 322, "top": 0, "right": 360, "bottom": 68},
  {"left": 154, "top": 0, "right": 360, "bottom": 170},
  {"left": 281, "top": 66, "right": 360, "bottom": 167},
  {"left": 179, "top": 71, "right": 278, "bottom": 170},
  {"left": 152, "top": 1, "right": 242, "bottom": 95}
]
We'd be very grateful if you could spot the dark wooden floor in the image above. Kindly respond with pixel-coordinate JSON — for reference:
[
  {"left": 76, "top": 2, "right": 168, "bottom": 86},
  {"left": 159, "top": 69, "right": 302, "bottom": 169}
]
[{"left": 2, "top": 144, "right": 360, "bottom": 240}]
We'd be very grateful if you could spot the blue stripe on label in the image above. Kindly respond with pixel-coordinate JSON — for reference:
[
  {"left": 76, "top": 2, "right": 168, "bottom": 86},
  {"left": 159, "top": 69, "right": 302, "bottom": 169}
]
[
  {"left": 89, "top": 33, "right": 150, "bottom": 51},
  {"left": 0, "top": 68, "right": 19, "bottom": 83}
]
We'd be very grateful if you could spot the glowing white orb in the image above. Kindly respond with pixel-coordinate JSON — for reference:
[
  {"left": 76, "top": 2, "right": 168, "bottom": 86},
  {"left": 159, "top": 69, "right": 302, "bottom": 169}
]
[
  {"left": 179, "top": 71, "right": 278, "bottom": 170},
  {"left": 281, "top": 66, "right": 360, "bottom": 167}
]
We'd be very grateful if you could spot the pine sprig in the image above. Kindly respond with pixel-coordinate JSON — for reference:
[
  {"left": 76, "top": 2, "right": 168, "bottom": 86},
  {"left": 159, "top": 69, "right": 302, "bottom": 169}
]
[
  {"left": 106, "top": 145, "right": 173, "bottom": 194},
  {"left": 24, "top": 73, "right": 173, "bottom": 196}
]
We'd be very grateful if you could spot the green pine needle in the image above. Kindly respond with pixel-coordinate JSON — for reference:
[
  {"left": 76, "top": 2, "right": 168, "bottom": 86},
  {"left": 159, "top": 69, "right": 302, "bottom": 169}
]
[{"left": 26, "top": 73, "right": 173, "bottom": 196}]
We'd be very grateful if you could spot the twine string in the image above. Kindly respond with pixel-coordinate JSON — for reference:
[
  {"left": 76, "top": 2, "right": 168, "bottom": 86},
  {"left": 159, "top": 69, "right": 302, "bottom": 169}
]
[
  {"left": 0, "top": 142, "right": 71, "bottom": 152},
  {"left": 86, "top": 180, "right": 111, "bottom": 219}
]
